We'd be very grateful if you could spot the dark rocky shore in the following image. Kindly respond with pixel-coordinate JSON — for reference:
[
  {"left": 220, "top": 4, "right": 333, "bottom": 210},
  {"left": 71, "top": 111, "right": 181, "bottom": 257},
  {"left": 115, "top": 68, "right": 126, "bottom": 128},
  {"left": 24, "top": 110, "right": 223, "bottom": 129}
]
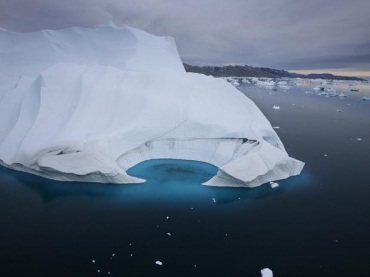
[{"left": 184, "top": 63, "right": 366, "bottom": 81}]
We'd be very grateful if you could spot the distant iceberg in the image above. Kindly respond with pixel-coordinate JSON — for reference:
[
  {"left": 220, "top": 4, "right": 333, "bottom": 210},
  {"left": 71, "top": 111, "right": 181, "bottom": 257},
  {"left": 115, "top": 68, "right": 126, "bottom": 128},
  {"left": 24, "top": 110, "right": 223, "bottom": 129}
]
[{"left": 0, "top": 22, "right": 304, "bottom": 187}]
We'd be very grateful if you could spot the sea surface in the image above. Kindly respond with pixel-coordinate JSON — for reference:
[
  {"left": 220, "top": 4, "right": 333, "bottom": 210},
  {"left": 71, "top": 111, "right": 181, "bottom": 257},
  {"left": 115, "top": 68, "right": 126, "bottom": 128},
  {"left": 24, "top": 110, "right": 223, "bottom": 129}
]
[{"left": 0, "top": 78, "right": 369, "bottom": 276}]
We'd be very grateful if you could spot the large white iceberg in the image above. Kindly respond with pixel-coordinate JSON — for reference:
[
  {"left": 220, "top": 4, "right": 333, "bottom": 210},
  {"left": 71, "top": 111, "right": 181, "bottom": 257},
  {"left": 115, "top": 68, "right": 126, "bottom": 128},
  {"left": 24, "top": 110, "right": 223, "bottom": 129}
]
[{"left": 0, "top": 22, "right": 304, "bottom": 187}]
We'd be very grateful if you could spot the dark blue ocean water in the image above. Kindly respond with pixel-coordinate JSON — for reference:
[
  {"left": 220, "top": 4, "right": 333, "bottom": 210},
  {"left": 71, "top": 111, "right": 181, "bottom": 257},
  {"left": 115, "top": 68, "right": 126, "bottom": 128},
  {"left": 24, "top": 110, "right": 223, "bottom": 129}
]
[{"left": 0, "top": 80, "right": 369, "bottom": 276}]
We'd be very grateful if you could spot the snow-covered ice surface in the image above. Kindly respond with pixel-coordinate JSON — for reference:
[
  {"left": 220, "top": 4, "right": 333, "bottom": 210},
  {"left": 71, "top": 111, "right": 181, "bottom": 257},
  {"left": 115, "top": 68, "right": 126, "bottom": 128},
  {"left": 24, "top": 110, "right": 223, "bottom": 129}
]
[{"left": 0, "top": 22, "right": 304, "bottom": 188}]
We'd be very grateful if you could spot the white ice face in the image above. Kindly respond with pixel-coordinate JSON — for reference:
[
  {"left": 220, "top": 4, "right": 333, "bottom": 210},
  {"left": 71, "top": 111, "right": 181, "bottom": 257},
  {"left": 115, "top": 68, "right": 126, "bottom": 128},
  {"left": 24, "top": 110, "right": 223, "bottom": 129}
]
[{"left": 0, "top": 22, "right": 304, "bottom": 187}]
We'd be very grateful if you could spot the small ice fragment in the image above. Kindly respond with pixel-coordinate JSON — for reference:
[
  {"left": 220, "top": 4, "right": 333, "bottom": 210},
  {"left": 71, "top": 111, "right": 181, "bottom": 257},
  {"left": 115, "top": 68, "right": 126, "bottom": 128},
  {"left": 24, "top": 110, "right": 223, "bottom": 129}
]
[
  {"left": 167, "top": 233, "right": 171, "bottom": 236},
  {"left": 324, "top": 154, "right": 328, "bottom": 157},
  {"left": 326, "top": 87, "right": 336, "bottom": 93},
  {"left": 112, "top": 254, "right": 115, "bottom": 257},
  {"left": 92, "top": 260, "right": 95, "bottom": 263},
  {"left": 130, "top": 254, "right": 133, "bottom": 256},
  {"left": 273, "top": 126, "right": 280, "bottom": 129},
  {"left": 261, "top": 268, "right": 273, "bottom": 277},
  {"left": 318, "top": 91, "right": 328, "bottom": 97},
  {"left": 335, "top": 240, "right": 339, "bottom": 243},
  {"left": 212, "top": 198, "right": 216, "bottom": 203},
  {"left": 108, "top": 272, "right": 110, "bottom": 275},
  {"left": 336, "top": 109, "right": 342, "bottom": 112},
  {"left": 357, "top": 138, "right": 362, "bottom": 141},
  {"left": 156, "top": 261, "right": 163, "bottom": 266},
  {"left": 270, "top": 182, "right": 279, "bottom": 189},
  {"left": 338, "top": 93, "right": 347, "bottom": 98},
  {"left": 273, "top": 105, "right": 280, "bottom": 110},
  {"left": 166, "top": 216, "right": 169, "bottom": 219},
  {"left": 194, "top": 265, "right": 197, "bottom": 267},
  {"left": 305, "top": 91, "right": 313, "bottom": 95},
  {"left": 362, "top": 97, "right": 370, "bottom": 101},
  {"left": 97, "top": 270, "right": 100, "bottom": 273}
]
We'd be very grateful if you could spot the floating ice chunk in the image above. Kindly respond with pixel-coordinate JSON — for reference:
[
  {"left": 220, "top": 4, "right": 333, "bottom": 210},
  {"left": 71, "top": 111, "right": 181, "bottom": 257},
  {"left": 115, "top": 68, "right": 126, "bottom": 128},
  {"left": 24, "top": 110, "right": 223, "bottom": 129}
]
[
  {"left": 166, "top": 216, "right": 169, "bottom": 220},
  {"left": 92, "top": 260, "right": 95, "bottom": 263},
  {"left": 261, "top": 268, "right": 273, "bottom": 277},
  {"left": 325, "top": 88, "right": 336, "bottom": 93},
  {"left": 336, "top": 109, "right": 342, "bottom": 112},
  {"left": 167, "top": 233, "right": 171, "bottom": 236},
  {"left": 305, "top": 91, "right": 314, "bottom": 95},
  {"left": 338, "top": 93, "right": 347, "bottom": 98},
  {"left": 273, "top": 105, "right": 280, "bottom": 110},
  {"left": 318, "top": 91, "right": 328, "bottom": 97},
  {"left": 357, "top": 138, "right": 362, "bottom": 141},
  {"left": 212, "top": 198, "right": 216, "bottom": 203},
  {"left": 362, "top": 97, "right": 370, "bottom": 101},
  {"left": 273, "top": 126, "right": 280, "bottom": 129},
  {"left": 270, "top": 182, "right": 279, "bottom": 189},
  {"left": 313, "top": 86, "right": 322, "bottom": 91},
  {"left": 255, "top": 78, "right": 276, "bottom": 89},
  {"left": 155, "top": 261, "right": 163, "bottom": 266},
  {"left": 225, "top": 77, "right": 240, "bottom": 86}
]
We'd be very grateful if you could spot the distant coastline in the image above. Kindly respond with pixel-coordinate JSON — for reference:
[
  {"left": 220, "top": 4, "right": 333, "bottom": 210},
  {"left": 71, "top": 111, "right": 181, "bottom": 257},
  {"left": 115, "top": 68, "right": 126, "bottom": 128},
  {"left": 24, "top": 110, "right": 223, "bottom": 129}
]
[{"left": 183, "top": 63, "right": 367, "bottom": 81}]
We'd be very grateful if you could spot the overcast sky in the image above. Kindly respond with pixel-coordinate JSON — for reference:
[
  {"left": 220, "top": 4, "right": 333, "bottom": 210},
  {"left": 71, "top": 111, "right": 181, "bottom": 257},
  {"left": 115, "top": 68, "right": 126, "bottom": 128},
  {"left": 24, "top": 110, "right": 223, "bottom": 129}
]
[{"left": 1, "top": 0, "right": 369, "bottom": 75}]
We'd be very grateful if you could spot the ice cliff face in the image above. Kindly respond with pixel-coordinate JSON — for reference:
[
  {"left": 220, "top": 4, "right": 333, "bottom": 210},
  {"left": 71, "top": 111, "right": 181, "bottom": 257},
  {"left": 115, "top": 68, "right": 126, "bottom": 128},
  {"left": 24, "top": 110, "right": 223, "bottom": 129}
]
[{"left": 0, "top": 22, "right": 304, "bottom": 187}]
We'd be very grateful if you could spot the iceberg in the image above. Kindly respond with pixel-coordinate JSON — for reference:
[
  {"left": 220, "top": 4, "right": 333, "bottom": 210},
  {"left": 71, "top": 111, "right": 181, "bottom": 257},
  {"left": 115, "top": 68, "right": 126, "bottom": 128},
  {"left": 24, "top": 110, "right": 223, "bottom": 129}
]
[{"left": 0, "top": 22, "right": 304, "bottom": 187}]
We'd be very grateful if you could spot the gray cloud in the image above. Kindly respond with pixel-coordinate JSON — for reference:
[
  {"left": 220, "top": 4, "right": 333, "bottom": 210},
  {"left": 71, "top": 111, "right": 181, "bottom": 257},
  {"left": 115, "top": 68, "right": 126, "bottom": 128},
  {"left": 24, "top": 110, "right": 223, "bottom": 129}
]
[{"left": 1, "top": 0, "right": 369, "bottom": 72}]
